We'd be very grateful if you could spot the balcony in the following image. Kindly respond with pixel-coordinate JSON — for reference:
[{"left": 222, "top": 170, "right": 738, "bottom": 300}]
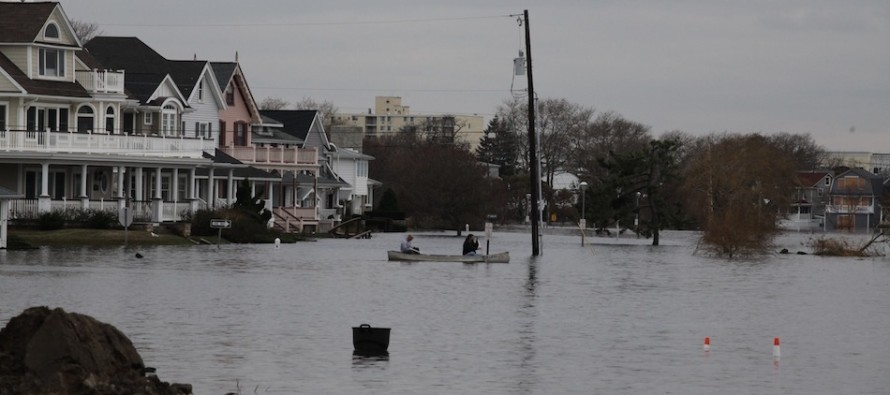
[
  {"left": 220, "top": 146, "right": 318, "bottom": 166},
  {"left": 825, "top": 205, "right": 874, "bottom": 214},
  {"left": 0, "top": 129, "right": 214, "bottom": 159},
  {"left": 75, "top": 70, "right": 125, "bottom": 94}
]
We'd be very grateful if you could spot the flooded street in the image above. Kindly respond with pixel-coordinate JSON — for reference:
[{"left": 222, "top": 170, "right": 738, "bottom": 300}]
[{"left": 2, "top": 230, "right": 889, "bottom": 394}]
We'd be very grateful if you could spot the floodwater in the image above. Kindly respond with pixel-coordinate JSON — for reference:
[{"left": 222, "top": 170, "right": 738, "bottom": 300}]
[{"left": 1, "top": 230, "right": 889, "bottom": 394}]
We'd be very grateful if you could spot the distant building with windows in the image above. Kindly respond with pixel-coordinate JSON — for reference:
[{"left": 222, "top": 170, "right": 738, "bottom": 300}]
[
  {"left": 331, "top": 96, "right": 485, "bottom": 150},
  {"left": 824, "top": 151, "right": 890, "bottom": 175}
]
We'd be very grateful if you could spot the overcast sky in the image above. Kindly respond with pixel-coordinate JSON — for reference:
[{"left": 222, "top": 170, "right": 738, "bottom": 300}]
[{"left": 63, "top": 0, "right": 889, "bottom": 152}]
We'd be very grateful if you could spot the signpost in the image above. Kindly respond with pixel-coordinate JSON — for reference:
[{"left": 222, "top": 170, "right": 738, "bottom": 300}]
[
  {"left": 210, "top": 219, "right": 232, "bottom": 249},
  {"left": 118, "top": 206, "right": 134, "bottom": 247},
  {"left": 484, "top": 222, "right": 493, "bottom": 256}
]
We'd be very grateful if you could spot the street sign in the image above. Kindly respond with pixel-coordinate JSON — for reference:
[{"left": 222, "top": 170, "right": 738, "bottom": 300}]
[
  {"left": 210, "top": 219, "right": 232, "bottom": 229},
  {"left": 118, "top": 207, "right": 134, "bottom": 228},
  {"left": 484, "top": 222, "right": 493, "bottom": 239}
]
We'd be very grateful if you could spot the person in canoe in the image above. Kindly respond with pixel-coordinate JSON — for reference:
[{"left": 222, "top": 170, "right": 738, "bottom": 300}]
[
  {"left": 401, "top": 234, "right": 420, "bottom": 254},
  {"left": 462, "top": 234, "right": 480, "bottom": 256}
]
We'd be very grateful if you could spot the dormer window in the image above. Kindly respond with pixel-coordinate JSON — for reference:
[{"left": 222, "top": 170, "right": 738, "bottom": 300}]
[
  {"left": 197, "top": 80, "right": 204, "bottom": 101},
  {"left": 225, "top": 85, "right": 235, "bottom": 105},
  {"left": 44, "top": 23, "right": 60, "bottom": 40},
  {"left": 39, "top": 48, "right": 65, "bottom": 77}
]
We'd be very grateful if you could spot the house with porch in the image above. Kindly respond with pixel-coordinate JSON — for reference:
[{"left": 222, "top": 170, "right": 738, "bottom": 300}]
[
  {"left": 824, "top": 168, "right": 886, "bottom": 232},
  {"left": 254, "top": 110, "right": 350, "bottom": 232},
  {"left": 781, "top": 170, "right": 833, "bottom": 231},
  {"left": 210, "top": 62, "right": 323, "bottom": 232},
  {"left": 1, "top": 2, "right": 214, "bottom": 223}
]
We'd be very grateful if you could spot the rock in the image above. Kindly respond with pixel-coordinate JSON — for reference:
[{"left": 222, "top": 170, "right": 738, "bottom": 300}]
[{"left": 0, "top": 306, "right": 192, "bottom": 395}]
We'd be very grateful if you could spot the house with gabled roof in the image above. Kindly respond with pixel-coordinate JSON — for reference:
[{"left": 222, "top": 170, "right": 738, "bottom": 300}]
[
  {"left": 780, "top": 170, "right": 833, "bottom": 231},
  {"left": 825, "top": 168, "right": 886, "bottom": 232},
  {"left": 251, "top": 110, "right": 340, "bottom": 232},
  {"left": 86, "top": 36, "right": 287, "bottom": 214},
  {"left": 0, "top": 1, "right": 214, "bottom": 223},
  {"left": 208, "top": 61, "right": 322, "bottom": 232}
]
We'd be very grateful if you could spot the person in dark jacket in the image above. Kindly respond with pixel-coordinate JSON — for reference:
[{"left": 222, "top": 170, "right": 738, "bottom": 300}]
[{"left": 462, "top": 234, "right": 480, "bottom": 256}]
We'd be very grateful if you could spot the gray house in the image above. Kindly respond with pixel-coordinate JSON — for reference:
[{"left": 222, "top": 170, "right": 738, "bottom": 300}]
[{"left": 824, "top": 168, "right": 886, "bottom": 232}]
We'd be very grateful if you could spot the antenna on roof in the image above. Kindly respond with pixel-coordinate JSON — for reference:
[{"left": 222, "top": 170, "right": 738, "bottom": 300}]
[
  {"left": 235, "top": 51, "right": 239, "bottom": 62},
  {"left": 193, "top": 53, "right": 197, "bottom": 60}
]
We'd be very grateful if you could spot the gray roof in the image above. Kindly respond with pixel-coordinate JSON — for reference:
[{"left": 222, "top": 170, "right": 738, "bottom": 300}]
[{"left": 210, "top": 62, "right": 237, "bottom": 92}]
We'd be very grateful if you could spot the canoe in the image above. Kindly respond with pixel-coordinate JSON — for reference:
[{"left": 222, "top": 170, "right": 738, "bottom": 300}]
[{"left": 387, "top": 250, "right": 510, "bottom": 263}]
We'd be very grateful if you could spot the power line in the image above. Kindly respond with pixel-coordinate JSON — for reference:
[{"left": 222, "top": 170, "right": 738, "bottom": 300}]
[
  {"left": 99, "top": 14, "right": 513, "bottom": 28},
  {"left": 253, "top": 86, "right": 509, "bottom": 93}
]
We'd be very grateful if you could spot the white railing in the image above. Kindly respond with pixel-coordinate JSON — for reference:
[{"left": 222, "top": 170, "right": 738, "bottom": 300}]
[
  {"left": 162, "top": 201, "right": 191, "bottom": 221},
  {"left": 0, "top": 129, "right": 214, "bottom": 158},
  {"left": 7, "top": 199, "right": 38, "bottom": 219},
  {"left": 75, "top": 70, "right": 125, "bottom": 93},
  {"left": 220, "top": 146, "right": 318, "bottom": 166},
  {"left": 825, "top": 205, "right": 874, "bottom": 214}
]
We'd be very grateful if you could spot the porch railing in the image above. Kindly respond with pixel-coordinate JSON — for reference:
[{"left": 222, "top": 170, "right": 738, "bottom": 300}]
[
  {"left": 75, "top": 70, "right": 125, "bottom": 94},
  {"left": 825, "top": 205, "right": 874, "bottom": 214},
  {"left": 219, "top": 146, "right": 318, "bottom": 166},
  {"left": 0, "top": 129, "right": 214, "bottom": 158}
]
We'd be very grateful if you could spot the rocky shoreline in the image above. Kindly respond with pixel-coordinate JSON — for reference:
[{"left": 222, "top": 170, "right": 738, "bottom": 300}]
[{"left": 0, "top": 307, "right": 191, "bottom": 395}]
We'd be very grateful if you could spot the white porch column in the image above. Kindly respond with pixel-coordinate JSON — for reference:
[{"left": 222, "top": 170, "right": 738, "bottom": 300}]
[
  {"left": 171, "top": 168, "right": 179, "bottom": 203},
  {"left": 171, "top": 168, "right": 179, "bottom": 220},
  {"left": 208, "top": 167, "right": 216, "bottom": 209},
  {"left": 227, "top": 168, "right": 235, "bottom": 206},
  {"left": 189, "top": 167, "right": 198, "bottom": 212},
  {"left": 1, "top": 200, "right": 9, "bottom": 249},
  {"left": 117, "top": 166, "right": 126, "bottom": 211},
  {"left": 264, "top": 181, "right": 273, "bottom": 213},
  {"left": 80, "top": 164, "right": 89, "bottom": 210},
  {"left": 38, "top": 162, "right": 50, "bottom": 212},
  {"left": 135, "top": 167, "right": 144, "bottom": 203},
  {"left": 151, "top": 167, "right": 163, "bottom": 222}
]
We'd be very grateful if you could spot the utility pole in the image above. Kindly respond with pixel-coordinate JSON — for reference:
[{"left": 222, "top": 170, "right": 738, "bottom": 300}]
[{"left": 523, "top": 9, "right": 541, "bottom": 256}]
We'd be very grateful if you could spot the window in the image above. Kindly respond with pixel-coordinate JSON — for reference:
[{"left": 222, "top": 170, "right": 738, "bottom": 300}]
[
  {"left": 39, "top": 48, "right": 65, "bottom": 77},
  {"left": 161, "top": 104, "right": 177, "bottom": 135},
  {"left": 144, "top": 112, "right": 153, "bottom": 125},
  {"left": 197, "top": 80, "right": 204, "bottom": 101},
  {"left": 234, "top": 122, "right": 246, "bottom": 145},
  {"left": 837, "top": 177, "right": 865, "bottom": 190},
  {"left": 226, "top": 85, "right": 235, "bottom": 105},
  {"left": 197, "top": 122, "right": 210, "bottom": 138},
  {"left": 0, "top": 104, "right": 6, "bottom": 130},
  {"left": 25, "top": 106, "right": 68, "bottom": 131},
  {"left": 105, "top": 106, "right": 115, "bottom": 133},
  {"left": 76, "top": 106, "right": 94, "bottom": 132},
  {"left": 44, "top": 23, "right": 60, "bottom": 40},
  {"left": 161, "top": 174, "right": 171, "bottom": 201},
  {"left": 356, "top": 160, "right": 368, "bottom": 177}
]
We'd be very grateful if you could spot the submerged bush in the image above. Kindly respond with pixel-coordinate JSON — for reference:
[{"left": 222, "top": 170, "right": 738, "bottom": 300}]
[
  {"left": 84, "top": 209, "right": 118, "bottom": 229},
  {"left": 37, "top": 210, "right": 67, "bottom": 230},
  {"left": 809, "top": 236, "right": 882, "bottom": 257}
]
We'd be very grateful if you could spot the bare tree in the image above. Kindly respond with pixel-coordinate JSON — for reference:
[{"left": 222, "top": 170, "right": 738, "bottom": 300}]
[
  {"left": 293, "top": 97, "right": 340, "bottom": 130},
  {"left": 682, "top": 133, "right": 797, "bottom": 258},
  {"left": 765, "top": 132, "right": 826, "bottom": 170},
  {"left": 258, "top": 97, "right": 290, "bottom": 110},
  {"left": 70, "top": 20, "right": 102, "bottom": 44}
]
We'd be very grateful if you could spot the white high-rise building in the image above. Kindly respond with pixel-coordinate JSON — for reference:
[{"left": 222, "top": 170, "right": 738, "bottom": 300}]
[{"left": 332, "top": 96, "right": 485, "bottom": 150}]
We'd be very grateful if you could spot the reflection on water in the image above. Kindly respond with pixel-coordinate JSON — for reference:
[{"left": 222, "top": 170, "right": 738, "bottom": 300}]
[{"left": 2, "top": 230, "right": 889, "bottom": 394}]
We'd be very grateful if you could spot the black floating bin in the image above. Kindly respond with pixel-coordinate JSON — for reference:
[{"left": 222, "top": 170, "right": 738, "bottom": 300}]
[{"left": 352, "top": 324, "right": 390, "bottom": 354}]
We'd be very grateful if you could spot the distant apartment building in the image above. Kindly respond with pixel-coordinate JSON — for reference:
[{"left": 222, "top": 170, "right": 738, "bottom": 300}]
[
  {"left": 331, "top": 96, "right": 485, "bottom": 150},
  {"left": 824, "top": 151, "right": 890, "bottom": 175}
]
